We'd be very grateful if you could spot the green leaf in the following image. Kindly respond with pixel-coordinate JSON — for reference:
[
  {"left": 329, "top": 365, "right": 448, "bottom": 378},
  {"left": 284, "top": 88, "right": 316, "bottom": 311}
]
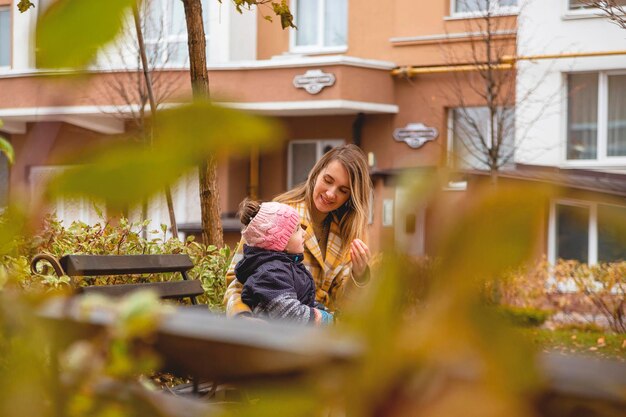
[
  {"left": 0, "top": 135, "right": 14, "bottom": 165},
  {"left": 46, "top": 101, "right": 283, "bottom": 208},
  {"left": 17, "top": 0, "right": 35, "bottom": 13},
  {"left": 36, "top": 0, "right": 134, "bottom": 68}
]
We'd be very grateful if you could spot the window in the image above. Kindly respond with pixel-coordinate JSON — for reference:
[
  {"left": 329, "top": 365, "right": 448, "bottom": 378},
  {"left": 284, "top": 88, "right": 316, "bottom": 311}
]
[
  {"left": 550, "top": 200, "right": 626, "bottom": 264},
  {"left": 287, "top": 139, "right": 344, "bottom": 189},
  {"left": 568, "top": 0, "right": 626, "bottom": 10},
  {"left": 144, "top": 0, "right": 209, "bottom": 66},
  {"left": 449, "top": 106, "right": 515, "bottom": 170},
  {"left": 452, "top": 0, "right": 518, "bottom": 15},
  {"left": 292, "top": 0, "right": 348, "bottom": 52},
  {"left": 0, "top": 7, "right": 10, "bottom": 67},
  {"left": 567, "top": 72, "right": 626, "bottom": 162},
  {"left": 29, "top": 166, "right": 105, "bottom": 226}
]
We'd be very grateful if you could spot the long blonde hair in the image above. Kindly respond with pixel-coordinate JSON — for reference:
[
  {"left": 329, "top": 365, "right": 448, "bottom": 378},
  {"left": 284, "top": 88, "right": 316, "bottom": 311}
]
[{"left": 275, "top": 144, "right": 372, "bottom": 254}]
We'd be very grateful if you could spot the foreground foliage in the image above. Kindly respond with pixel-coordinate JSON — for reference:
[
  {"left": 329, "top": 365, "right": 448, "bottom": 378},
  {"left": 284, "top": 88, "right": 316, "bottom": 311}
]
[
  {"left": 491, "top": 259, "right": 626, "bottom": 334},
  {"left": 1, "top": 214, "right": 231, "bottom": 310}
]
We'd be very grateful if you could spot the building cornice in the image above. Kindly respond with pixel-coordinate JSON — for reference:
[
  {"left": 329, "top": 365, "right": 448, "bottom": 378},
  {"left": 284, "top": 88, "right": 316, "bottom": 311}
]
[
  {"left": 0, "top": 56, "right": 397, "bottom": 79},
  {"left": 0, "top": 99, "right": 399, "bottom": 119},
  {"left": 390, "top": 30, "right": 516, "bottom": 46}
]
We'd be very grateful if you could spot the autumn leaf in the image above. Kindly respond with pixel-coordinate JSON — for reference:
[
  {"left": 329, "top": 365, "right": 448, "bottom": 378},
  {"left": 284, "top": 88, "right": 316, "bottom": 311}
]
[
  {"left": 16, "top": 0, "right": 35, "bottom": 13},
  {"left": 272, "top": 0, "right": 296, "bottom": 29}
]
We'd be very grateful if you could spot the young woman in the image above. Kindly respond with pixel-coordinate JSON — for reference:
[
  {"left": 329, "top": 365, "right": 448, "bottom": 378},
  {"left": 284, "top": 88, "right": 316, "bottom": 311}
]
[{"left": 224, "top": 144, "right": 373, "bottom": 317}]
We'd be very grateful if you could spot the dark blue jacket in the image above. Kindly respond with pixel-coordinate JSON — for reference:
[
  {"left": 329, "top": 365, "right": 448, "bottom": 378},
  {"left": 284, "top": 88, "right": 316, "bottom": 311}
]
[{"left": 235, "top": 245, "right": 332, "bottom": 324}]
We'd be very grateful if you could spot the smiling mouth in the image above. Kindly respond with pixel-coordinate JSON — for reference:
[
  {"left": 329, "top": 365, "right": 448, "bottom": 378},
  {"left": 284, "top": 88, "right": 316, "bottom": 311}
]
[{"left": 320, "top": 195, "right": 334, "bottom": 206}]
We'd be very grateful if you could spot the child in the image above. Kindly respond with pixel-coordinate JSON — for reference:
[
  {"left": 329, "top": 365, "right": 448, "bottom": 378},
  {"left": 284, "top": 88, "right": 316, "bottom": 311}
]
[{"left": 234, "top": 198, "right": 333, "bottom": 325}]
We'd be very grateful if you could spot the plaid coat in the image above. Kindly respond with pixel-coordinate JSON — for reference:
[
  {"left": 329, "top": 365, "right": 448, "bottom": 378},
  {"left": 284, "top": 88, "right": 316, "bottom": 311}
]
[{"left": 224, "top": 199, "right": 356, "bottom": 317}]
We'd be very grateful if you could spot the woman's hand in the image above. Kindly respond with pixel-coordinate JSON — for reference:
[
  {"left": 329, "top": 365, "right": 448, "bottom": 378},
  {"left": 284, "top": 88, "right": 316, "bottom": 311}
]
[{"left": 350, "top": 239, "right": 371, "bottom": 279}]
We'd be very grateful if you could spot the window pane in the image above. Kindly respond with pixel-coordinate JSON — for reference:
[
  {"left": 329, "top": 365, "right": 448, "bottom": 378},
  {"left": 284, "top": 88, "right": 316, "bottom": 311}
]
[
  {"left": 145, "top": 42, "right": 165, "bottom": 64},
  {"left": 296, "top": 0, "right": 318, "bottom": 46},
  {"left": 568, "top": 0, "right": 592, "bottom": 9},
  {"left": 598, "top": 204, "right": 626, "bottom": 263},
  {"left": 144, "top": 0, "right": 165, "bottom": 41},
  {"left": 324, "top": 0, "right": 347, "bottom": 47},
  {"left": 169, "top": 0, "right": 187, "bottom": 37},
  {"left": 455, "top": 0, "right": 488, "bottom": 13},
  {"left": 556, "top": 204, "right": 589, "bottom": 263},
  {"left": 499, "top": 0, "right": 518, "bottom": 7},
  {"left": 202, "top": 0, "right": 210, "bottom": 34},
  {"left": 494, "top": 106, "right": 516, "bottom": 167},
  {"left": 570, "top": 0, "right": 626, "bottom": 8},
  {"left": 453, "top": 107, "right": 490, "bottom": 170},
  {"left": 567, "top": 73, "right": 598, "bottom": 160},
  {"left": 291, "top": 142, "right": 317, "bottom": 187},
  {"left": 166, "top": 41, "right": 188, "bottom": 65},
  {"left": 0, "top": 9, "right": 10, "bottom": 66},
  {"left": 608, "top": 74, "right": 626, "bottom": 157}
]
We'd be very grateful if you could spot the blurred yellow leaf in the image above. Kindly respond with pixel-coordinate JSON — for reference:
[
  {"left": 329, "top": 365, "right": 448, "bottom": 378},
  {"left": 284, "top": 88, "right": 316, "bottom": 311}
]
[
  {"left": 46, "top": 101, "right": 283, "bottom": 207},
  {"left": 0, "top": 135, "right": 14, "bottom": 165},
  {"left": 36, "top": 0, "right": 134, "bottom": 68},
  {"left": 435, "top": 184, "right": 549, "bottom": 290}
]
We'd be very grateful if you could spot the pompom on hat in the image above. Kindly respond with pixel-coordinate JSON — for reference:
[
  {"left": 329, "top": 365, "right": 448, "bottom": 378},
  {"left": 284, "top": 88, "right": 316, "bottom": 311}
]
[{"left": 242, "top": 202, "right": 300, "bottom": 252}]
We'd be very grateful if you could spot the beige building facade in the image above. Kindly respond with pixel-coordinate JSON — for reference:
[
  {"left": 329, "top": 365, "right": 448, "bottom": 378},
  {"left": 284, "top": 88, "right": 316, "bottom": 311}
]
[
  {"left": 4, "top": 0, "right": 622, "bottom": 263},
  {"left": 0, "top": 0, "right": 519, "bottom": 251}
]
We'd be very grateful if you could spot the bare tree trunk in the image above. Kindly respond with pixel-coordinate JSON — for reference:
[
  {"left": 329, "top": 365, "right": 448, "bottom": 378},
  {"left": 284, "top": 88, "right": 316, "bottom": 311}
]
[
  {"left": 181, "top": 0, "right": 224, "bottom": 248},
  {"left": 132, "top": 2, "right": 179, "bottom": 240}
]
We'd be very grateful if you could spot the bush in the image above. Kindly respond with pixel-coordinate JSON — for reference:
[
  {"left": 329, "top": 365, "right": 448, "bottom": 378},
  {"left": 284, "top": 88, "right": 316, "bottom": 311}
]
[
  {"left": 552, "top": 260, "right": 626, "bottom": 334},
  {"left": 0, "top": 214, "right": 232, "bottom": 311},
  {"left": 495, "top": 306, "right": 552, "bottom": 327}
]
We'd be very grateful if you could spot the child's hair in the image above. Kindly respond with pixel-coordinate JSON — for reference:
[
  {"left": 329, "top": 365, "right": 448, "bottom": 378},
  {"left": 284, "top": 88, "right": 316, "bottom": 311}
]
[{"left": 238, "top": 198, "right": 262, "bottom": 226}]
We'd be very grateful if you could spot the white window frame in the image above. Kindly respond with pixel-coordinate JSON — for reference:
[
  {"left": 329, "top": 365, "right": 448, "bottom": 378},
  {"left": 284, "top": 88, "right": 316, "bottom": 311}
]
[
  {"left": 289, "top": 0, "right": 348, "bottom": 54},
  {"left": 287, "top": 139, "right": 344, "bottom": 189},
  {"left": 565, "top": 0, "right": 626, "bottom": 14},
  {"left": 565, "top": 70, "right": 626, "bottom": 167},
  {"left": 548, "top": 198, "right": 626, "bottom": 265},
  {"left": 449, "top": 0, "right": 519, "bottom": 18},
  {"left": 143, "top": 0, "right": 209, "bottom": 67},
  {"left": 0, "top": 7, "right": 11, "bottom": 69}
]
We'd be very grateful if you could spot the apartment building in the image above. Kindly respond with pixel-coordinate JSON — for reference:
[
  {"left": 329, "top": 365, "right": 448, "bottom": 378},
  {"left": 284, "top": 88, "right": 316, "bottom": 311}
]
[
  {"left": 0, "top": 0, "right": 622, "bottom": 261},
  {"left": 513, "top": 0, "right": 626, "bottom": 265}
]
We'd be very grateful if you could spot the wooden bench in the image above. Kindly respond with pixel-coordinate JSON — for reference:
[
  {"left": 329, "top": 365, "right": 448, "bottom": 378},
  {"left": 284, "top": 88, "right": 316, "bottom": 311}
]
[
  {"left": 31, "top": 254, "right": 204, "bottom": 306},
  {"left": 38, "top": 298, "right": 626, "bottom": 415}
]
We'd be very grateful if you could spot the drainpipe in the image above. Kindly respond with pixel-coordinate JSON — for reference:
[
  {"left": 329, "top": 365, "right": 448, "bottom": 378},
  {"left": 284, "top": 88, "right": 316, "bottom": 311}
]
[
  {"left": 249, "top": 147, "right": 259, "bottom": 200},
  {"left": 352, "top": 112, "right": 364, "bottom": 147}
]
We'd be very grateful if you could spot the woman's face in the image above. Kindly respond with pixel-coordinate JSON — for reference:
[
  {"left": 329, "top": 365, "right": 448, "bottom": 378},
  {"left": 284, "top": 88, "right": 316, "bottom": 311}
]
[{"left": 312, "top": 160, "right": 351, "bottom": 214}]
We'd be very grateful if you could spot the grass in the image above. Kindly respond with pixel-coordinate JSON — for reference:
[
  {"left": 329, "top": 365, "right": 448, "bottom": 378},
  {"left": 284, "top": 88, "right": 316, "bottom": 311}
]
[{"left": 520, "top": 328, "right": 626, "bottom": 361}]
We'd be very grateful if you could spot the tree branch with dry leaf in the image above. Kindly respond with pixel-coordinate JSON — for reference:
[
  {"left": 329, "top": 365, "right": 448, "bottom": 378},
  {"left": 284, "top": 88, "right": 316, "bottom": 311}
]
[{"left": 585, "top": 0, "right": 626, "bottom": 30}]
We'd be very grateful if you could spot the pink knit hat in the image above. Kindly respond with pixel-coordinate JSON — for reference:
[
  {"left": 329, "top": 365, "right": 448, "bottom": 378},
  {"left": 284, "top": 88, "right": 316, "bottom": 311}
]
[{"left": 242, "top": 202, "right": 300, "bottom": 251}]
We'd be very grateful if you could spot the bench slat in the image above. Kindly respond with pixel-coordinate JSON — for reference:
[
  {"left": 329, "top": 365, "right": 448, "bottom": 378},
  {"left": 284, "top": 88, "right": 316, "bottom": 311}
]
[
  {"left": 78, "top": 279, "right": 205, "bottom": 300},
  {"left": 60, "top": 254, "right": 194, "bottom": 276}
]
